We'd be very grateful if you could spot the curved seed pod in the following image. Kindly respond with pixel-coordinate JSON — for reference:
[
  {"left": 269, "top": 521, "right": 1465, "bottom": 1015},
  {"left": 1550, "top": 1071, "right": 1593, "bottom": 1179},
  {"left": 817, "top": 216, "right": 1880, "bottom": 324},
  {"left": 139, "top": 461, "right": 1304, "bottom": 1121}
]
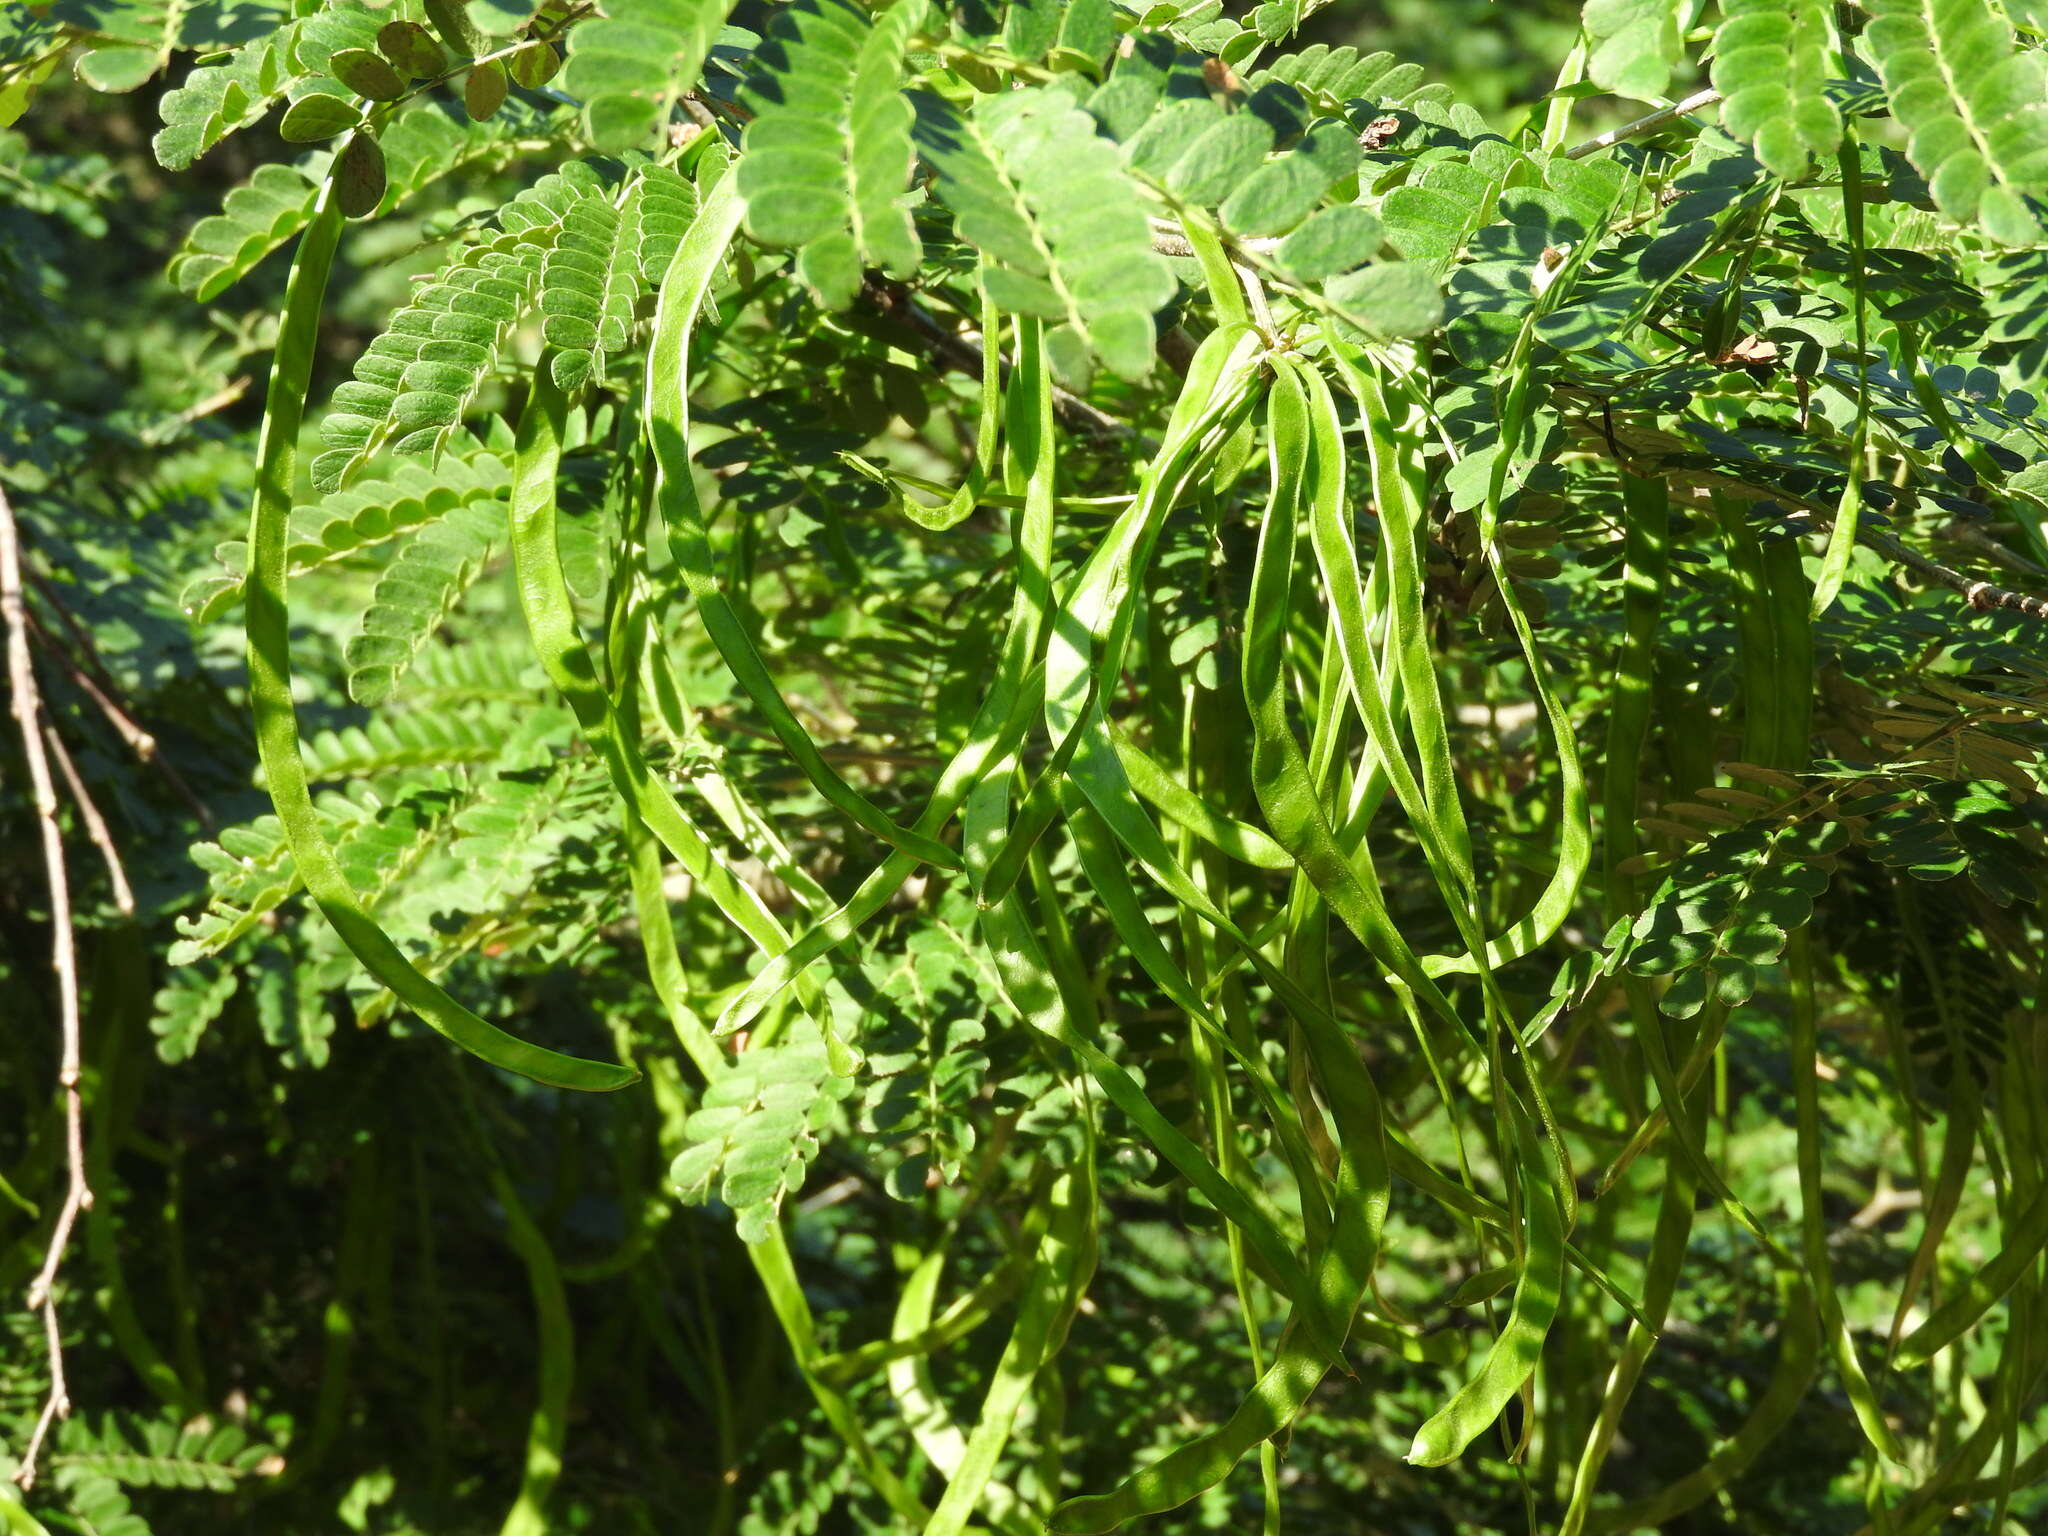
[
  {"left": 243, "top": 176, "right": 636, "bottom": 1093},
  {"left": 643, "top": 166, "right": 961, "bottom": 872}
]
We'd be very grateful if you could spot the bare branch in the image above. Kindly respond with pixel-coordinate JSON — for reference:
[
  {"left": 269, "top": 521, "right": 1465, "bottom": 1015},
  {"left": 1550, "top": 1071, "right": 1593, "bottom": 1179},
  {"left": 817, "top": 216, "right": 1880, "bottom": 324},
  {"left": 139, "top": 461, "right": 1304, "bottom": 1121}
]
[
  {"left": 45, "top": 724, "right": 135, "bottom": 917},
  {"left": 3, "top": 483, "right": 93, "bottom": 1492},
  {"left": 1146, "top": 217, "right": 1283, "bottom": 259}
]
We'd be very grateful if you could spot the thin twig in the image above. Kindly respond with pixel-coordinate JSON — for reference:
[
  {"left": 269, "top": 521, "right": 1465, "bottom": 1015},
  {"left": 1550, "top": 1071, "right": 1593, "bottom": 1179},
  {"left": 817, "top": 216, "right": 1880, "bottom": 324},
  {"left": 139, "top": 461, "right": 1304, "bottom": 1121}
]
[
  {"left": 1941, "top": 518, "right": 2048, "bottom": 580},
  {"left": 860, "top": 277, "right": 1129, "bottom": 438},
  {"left": 3, "top": 482, "right": 93, "bottom": 1491},
  {"left": 1147, "top": 218, "right": 1283, "bottom": 259},
  {"left": 45, "top": 724, "right": 135, "bottom": 917},
  {"left": 25, "top": 607, "right": 157, "bottom": 759},
  {"left": 1859, "top": 523, "right": 2048, "bottom": 620},
  {"left": 1564, "top": 87, "right": 1723, "bottom": 160},
  {"left": 22, "top": 593, "right": 215, "bottom": 829}
]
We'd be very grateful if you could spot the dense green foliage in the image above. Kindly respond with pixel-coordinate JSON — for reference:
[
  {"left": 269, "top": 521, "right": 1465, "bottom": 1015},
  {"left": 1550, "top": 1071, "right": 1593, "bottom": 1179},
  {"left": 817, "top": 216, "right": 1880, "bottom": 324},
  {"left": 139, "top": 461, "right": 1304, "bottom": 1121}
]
[{"left": 5, "top": 1, "right": 2048, "bottom": 1532}]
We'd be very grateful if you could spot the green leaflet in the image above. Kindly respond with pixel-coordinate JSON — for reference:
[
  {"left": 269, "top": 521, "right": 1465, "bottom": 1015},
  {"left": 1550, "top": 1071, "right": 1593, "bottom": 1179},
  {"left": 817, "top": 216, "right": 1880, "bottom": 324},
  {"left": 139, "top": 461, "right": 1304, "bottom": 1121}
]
[
  {"left": 1580, "top": 0, "right": 1683, "bottom": 101},
  {"left": 911, "top": 87, "right": 1177, "bottom": 381},
  {"left": 1864, "top": 0, "right": 2048, "bottom": 244},
  {"left": 243, "top": 175, "right": 636, "bottom": 1093},
  {"left": 1709, "top": 0, "right": 1841, "bottom": 179},
  {"left": 737, "top": 0, "right": 924, "bottom": 310},
  {"left": 563, "top": 0, "right": 738, "bottom": 151}
]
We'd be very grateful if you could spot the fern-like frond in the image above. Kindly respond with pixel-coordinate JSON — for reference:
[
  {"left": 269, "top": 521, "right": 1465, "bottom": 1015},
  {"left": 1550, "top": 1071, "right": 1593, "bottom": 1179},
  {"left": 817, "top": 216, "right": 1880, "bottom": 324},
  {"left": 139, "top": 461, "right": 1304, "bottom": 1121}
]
[
  {"left": 911, "top": 86, "right": 1175, "bottom": 380},
  {"left": 737, "top": 0, "right": 925, "bottom": 310},
  {"left": 343, "top": 497, "right": 501, "bottom": 705},
  {"left": 403, "top": 639, "right": 546, "bottom": 704},
  {"left": 439, "top": 746, "right": 610, "bottom": 919},
  {"left": 1864, "top": 0, "right": 2048, "bottom": 244},
  {"left": 168, "top": 161, "right": 320, "bottom": 302},
  {"left": 52, "top": 1413, "right": 277, "bottom": 1493},
  {"left": 301, "top": 703, "right": 565, "bottom": 780},
  {"left": 562, "top": 0, "right": 738, "bottom": 151},
  {"left": 148, "top": 964, "right": 240, "bottom": 1062},
  {"left": 313, "top": 164, "right": 611, "bottom": 492},
  {"left": 857, "top": 925, "right": 992, "bottom": 1200},
  {"left": 46, "top": 1472, "right": 153, "bottom": 1536},
  {"left": 669, "top": 1025, "right": 855, "bottom": 1242},
  {"left": 542, "top": 171, "right": 657, "bottom": 391},
  {"left": 1245, "top": 42, "right": 1441, "bottom": 110},
  {"left": 635, "top": 160, "right": 700, "bottom": 281},
  {"left": 168, "top": 817, "right": 299, "bottom": 965},
  {"left": 1709, "top": 0, "right": 1841, "bottom": 180},
  {"left": 1626, "top": 819, "right": 1838, "bottom": 1018},
  {"left": 169, "top": 747, "right": 566, "bottom": 968},
  {"left": 180, "top": 439, "right": 515, "bottom": 623}
]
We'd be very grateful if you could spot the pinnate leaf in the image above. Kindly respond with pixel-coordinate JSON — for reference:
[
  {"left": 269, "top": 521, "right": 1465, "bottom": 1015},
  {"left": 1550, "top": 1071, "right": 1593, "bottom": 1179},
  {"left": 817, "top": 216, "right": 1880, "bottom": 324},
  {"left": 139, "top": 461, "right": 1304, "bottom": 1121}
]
[
  {"left": 912, "top": 85, "right": 1175, "bottom": 380},
  {"left": 563, "top": 0, "right": 738, "bottom": 151},
  {"left": 736, "top": 0, "right": 925, "bottom": 310},
  {"left": 1863, "top": 0, "right": 2048, "bottom": 245},
  {"left": 1709, "top": 0, "right": 1842, "bottom": 179}
]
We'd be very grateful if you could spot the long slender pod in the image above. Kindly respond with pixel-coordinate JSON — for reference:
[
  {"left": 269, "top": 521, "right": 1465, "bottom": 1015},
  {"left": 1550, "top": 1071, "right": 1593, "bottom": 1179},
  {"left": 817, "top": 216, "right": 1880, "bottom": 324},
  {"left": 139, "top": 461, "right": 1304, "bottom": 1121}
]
[
  {"left": 508, "top": 362, "right": 795, "bottom": 956},
  {"left": 925, "top": 1166, "right": 1095, "bottom": 1536},
  {"left": 644, "top": 167, "right": 958, "bottom": 871},
  {"left": 490, "top": 1166, "right": 573, "bottom": 1536},
  {"left": 714, "top": 315, "right": 1059, "bottom": 1035},
  {"left": 244, "top": 168, "right": 635, "bottom": 1092}
]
